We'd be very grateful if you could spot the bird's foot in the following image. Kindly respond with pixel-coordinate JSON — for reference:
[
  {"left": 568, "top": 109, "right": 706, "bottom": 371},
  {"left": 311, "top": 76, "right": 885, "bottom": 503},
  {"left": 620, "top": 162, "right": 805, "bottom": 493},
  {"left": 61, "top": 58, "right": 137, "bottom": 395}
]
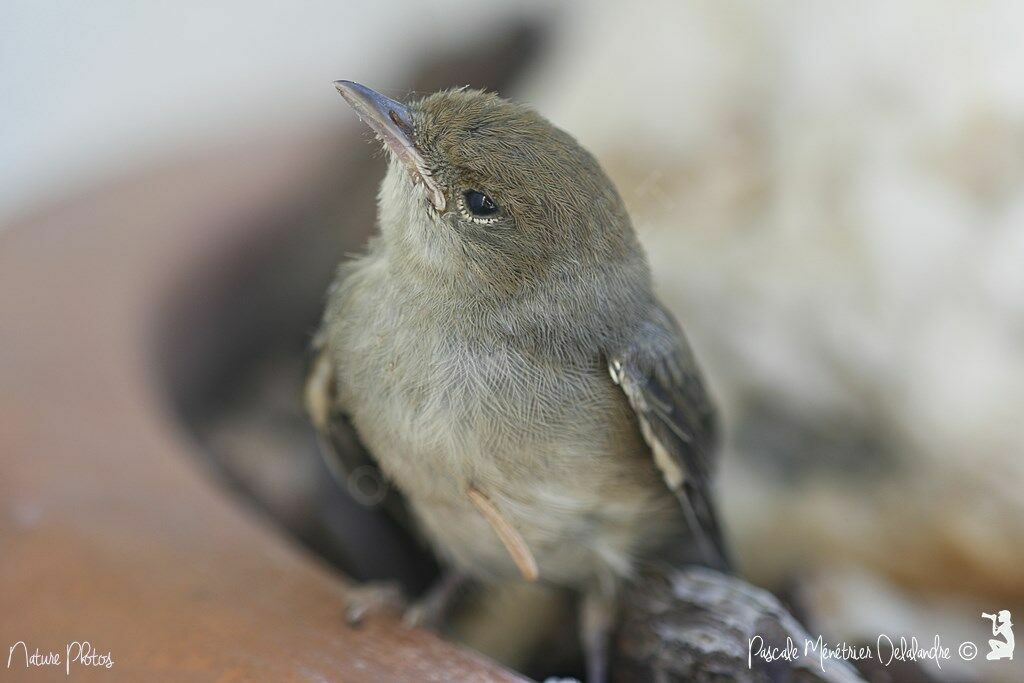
[
  {"left": 344, "top": 581, "right": 406, "bottom": 626},
  {"left": 402, "top": 571, "right": 468, "bottom": 630},
  {"left": 581, "top": 588, "right": 618, "bottom": 683},
  {"left": 344, "top": 573, "right": 468, "bottom": 629}
]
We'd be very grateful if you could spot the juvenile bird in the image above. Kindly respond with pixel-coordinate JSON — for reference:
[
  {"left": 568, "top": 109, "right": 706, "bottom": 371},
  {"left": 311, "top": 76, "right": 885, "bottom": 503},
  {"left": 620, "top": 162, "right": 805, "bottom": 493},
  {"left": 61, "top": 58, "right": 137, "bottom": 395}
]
[{"left": 306, "top": 81, "right": 729, "bottom": 681}]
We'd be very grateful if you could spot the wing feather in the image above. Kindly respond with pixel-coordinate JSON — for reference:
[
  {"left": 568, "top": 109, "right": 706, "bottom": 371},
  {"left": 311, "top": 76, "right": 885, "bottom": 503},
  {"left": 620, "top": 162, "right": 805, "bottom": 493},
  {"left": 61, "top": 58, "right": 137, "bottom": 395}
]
[
  {"left": 304, "top": 333, "right": 414, "bottom": 529},
  {"left": 609, "top": 308, "right": 731, "bottom": 570}
]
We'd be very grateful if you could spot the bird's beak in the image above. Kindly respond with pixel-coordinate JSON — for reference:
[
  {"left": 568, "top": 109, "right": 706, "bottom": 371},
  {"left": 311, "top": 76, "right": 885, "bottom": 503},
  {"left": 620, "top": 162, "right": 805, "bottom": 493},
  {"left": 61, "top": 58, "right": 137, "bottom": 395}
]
[{"left": 333, "top": 80, "right": 446, "bottom": 212}]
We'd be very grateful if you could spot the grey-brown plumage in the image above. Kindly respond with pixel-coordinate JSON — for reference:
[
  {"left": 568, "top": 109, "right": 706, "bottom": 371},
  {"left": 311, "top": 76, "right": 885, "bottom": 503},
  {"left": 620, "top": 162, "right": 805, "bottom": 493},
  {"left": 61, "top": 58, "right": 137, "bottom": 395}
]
[{"left": 306, "top": 81, "right": 729, "bottom": 680}]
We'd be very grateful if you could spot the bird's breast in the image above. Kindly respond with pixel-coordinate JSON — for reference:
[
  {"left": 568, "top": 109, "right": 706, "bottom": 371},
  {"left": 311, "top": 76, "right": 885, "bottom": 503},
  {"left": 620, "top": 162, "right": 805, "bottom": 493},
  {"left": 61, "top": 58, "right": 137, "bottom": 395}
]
[{"left": 327, "top": 271, "right": 680, "bottom": 585}]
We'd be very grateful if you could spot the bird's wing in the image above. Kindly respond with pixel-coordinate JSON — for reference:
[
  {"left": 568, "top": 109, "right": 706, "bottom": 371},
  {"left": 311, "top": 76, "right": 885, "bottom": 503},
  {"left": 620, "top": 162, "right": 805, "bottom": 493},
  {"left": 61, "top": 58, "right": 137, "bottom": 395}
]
[
  {"left": 304, "top": 332, "right": 414, "bottom": 529},
  {"left": 607, "top": 306, "right": 731, "bottom": 570}
]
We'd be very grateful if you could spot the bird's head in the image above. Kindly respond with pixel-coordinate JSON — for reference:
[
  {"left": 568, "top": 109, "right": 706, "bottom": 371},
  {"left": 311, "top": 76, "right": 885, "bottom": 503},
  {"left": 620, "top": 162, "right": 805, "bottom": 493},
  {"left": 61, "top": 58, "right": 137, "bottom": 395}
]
[{"left": 333, "top": 81, "right": 645, "bottom": 293}]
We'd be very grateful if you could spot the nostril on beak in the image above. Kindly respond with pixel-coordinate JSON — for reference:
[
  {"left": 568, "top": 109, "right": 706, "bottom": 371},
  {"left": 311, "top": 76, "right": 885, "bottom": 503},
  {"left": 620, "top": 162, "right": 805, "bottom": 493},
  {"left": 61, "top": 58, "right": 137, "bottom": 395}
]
[{"left": 389, "top": 109, "right": 413, "bottom": 136}]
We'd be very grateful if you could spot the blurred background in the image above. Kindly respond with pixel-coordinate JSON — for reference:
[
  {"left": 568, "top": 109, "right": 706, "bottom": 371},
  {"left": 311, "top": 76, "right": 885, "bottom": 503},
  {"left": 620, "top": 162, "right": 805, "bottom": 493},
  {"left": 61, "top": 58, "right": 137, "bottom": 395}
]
[{"left": 4, "top": 1, "right": 1023, "bottom": 681}]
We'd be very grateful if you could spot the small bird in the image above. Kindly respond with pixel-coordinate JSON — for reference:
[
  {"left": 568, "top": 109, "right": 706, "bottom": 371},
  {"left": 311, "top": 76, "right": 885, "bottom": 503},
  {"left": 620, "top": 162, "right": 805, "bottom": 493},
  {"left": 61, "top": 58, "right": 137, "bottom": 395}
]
[{"left": 307, "top": 80, "right": 729, "bottom": 681}]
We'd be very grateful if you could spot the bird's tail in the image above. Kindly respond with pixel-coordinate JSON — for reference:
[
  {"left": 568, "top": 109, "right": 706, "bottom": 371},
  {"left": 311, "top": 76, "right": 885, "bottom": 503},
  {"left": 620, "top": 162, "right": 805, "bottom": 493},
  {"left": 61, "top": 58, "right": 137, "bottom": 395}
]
[{"left": 678, "top": 480, "right": 733, "bottom": 573}]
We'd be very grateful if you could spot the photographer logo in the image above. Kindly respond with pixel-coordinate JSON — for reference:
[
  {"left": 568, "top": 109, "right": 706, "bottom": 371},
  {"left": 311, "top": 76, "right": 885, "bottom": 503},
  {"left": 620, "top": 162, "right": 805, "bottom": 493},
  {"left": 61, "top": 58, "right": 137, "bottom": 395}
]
[{"left": 983, "top": 610, "right": 1014, "bottom": 661}]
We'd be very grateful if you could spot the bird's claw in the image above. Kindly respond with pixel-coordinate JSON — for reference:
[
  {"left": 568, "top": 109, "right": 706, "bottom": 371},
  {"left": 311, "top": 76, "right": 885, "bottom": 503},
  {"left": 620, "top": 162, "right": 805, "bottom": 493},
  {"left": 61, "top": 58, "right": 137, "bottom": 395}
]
[
  {"left": 344, "top": 581, "right": 406, "bottom": 626},
  {"left": 402, "top": 571, "right": 467, "bottom": 630},
  {"left": 401, "top": 601, "right": 433, "bottom": 629}
]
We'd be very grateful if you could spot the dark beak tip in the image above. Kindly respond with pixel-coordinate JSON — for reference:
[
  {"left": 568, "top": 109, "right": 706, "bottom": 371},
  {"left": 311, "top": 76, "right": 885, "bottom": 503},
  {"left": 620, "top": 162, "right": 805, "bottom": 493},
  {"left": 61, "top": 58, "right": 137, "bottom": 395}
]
[
  {"left": 332, "top": 80, "right": 356, "bottom": 100},
  {"left": 329, "top": 80, "right": 442, "bottom": 211},
  {"left": 332, "top": 79, "right": 375, "bottom": 100},
  {"left": 330, "top": 80, "right": 414, "bottom": 132}
]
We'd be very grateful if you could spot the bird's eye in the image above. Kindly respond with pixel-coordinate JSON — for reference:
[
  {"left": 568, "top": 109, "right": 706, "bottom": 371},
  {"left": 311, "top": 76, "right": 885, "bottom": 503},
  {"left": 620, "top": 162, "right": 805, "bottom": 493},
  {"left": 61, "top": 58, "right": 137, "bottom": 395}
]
[{"left": 463, "top": 190, "right": 499, "bottom": 217}]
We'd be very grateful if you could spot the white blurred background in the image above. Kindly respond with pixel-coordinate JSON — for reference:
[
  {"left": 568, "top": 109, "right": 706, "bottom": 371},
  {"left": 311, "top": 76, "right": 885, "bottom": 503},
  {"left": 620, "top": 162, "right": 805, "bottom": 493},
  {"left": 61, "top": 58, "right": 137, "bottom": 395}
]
[
  {"left": 0, "top": 0, "right": 546, "bottom": 223},
  {"left": 5, "top": 1, "right": 1023, "bottom": 680}
]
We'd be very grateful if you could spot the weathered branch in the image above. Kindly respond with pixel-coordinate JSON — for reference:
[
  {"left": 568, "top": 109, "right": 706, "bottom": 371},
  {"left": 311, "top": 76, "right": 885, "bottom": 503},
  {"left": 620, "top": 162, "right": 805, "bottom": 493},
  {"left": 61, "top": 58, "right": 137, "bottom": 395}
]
[{"left": 612, "top": 566, "right": 865, "bottom": 683}]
